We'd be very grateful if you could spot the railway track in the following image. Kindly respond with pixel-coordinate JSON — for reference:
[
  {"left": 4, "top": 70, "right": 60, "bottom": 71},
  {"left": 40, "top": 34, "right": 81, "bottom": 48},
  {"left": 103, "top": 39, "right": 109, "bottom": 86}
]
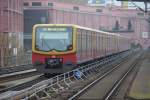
[
  {"left": 0, "top": 69, "right": 37, "bottom": 83},
  {"left": 0, "top": 49, "right": 142, "bottom": 100},
  {"left": 0, "top": 69, "right": 47, "bottom": 95},
  {"left": 68, "top": 50, "right": 142, "bottom": 100},
  {"left": 103, "top": 52, "right": 143, "bottom": 100},
  {"left": 109, "top": 52, "right": 149, "bottom": 100},
  {"left": 0, "top": 74, "right": 46, "bottom": 93},
  {"left": 0, "top": 50, "right": 135, "bottom": 100},
  {"left": 0, "top": 64, "right": 33, "bottom": 75}
]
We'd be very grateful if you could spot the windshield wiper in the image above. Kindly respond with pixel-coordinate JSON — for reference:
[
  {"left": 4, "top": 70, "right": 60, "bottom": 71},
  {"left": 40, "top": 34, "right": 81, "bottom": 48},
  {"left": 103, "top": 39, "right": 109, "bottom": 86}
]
[{"left": 41, "top": 36, "right": 53, "bottom": 51}]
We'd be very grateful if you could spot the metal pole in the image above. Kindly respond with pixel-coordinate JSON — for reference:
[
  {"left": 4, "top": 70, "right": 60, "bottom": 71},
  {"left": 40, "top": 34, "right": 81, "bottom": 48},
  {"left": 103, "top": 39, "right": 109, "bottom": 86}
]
[{"left": 144, "top": 1, "right": 148, "bottom": 13}]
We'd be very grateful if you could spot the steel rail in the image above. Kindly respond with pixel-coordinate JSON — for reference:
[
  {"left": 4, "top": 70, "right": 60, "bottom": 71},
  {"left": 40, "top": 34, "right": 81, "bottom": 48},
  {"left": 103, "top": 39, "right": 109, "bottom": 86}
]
[
  {"left": 0, "top": 74, "right": 44, "bottom": 94},
  {"left": 0, "top": 50, "right": 135, "bottom": 100},
  {"left": 0, "top": 69, "right": 37, "bottom": 84},
  {"left": 104, "top": 52, "right": 142, "bottom": 100},
  {"left": 68, "top": 51, "right": 133, "bottom": 100}
]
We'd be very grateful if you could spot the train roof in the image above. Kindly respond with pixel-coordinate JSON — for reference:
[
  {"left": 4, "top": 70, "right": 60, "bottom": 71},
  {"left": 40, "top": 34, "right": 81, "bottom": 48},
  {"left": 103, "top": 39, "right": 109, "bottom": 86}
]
[{"left": 34, "top": 24, "right": 129, "bottom": 38}]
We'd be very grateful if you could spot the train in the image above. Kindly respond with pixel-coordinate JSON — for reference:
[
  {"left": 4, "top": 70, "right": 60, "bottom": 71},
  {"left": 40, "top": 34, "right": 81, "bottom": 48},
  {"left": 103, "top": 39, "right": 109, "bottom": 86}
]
[{"left": 32, "top": 24, "right": 131, "bottom": 74}]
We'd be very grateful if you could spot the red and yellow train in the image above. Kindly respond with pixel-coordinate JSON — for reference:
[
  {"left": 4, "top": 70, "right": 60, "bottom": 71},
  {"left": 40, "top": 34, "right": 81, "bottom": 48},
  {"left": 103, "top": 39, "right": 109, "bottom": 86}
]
[{"left": 32, "top": 24, "right": 131, "bottom": 74}]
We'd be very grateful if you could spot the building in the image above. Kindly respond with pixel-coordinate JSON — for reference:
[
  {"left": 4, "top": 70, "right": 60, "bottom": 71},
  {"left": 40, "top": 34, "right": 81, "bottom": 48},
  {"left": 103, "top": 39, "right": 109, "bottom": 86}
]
[
  {"left": 0, "top": 0, "right": 24, "bottom": 67},
  {"left": 23, "top": 0, "right": 150, "bottom": 49}
]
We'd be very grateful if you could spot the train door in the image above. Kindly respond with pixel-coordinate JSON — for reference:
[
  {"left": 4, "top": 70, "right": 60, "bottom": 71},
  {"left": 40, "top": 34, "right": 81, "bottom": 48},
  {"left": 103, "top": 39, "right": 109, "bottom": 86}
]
[
  {"left": 92, "top": 32, "right": 96, "bottom": 58},
  {"left": 112, "top": 35, "right": 115, "bottom": 54},
  {"left": 81, "top": 30, "right": 87, "bottom": 61},
  {"left": 95, "top": 32, "right": 98, "bottom": 58},
  {"left": 108, "top": 34, "right": 110, "bottom": 55},
  {"left": 116, "top": 36, "right": 118, "bottom": 53},
  {"left": 117, "top": 36, "right": 120, "bottom": 53},
  {"left": 89, "top": 31, "right": 92, "bottom": 58},
  {"left": 87, "top": 31, "right": 92, "bottom": 61},
  {"left": 101, "top": 34, "right": 104, "bottom": 57},
  {"left": 97, "top": 34, "right": 100, "bottom": 58},
  {"left": 98, "top": 34, "right": 101, "bottom": 57},
  {"left": 102, "top": 34, "right": 104, "bottom": 57},
  {"left": 86, "top": 32, "right": 90, "bottom": 60},
  {"left": 76, "top": 29, "right": 82, "bottom": 63},
  {"left": 85, "top": 31, "right": 88, "bottom": 59},
  {"left": 107, "top": 34, "right": 109, "bottom": 55},
  {"left": 104, "top": 34, "right": 107, "bottom": 56}
]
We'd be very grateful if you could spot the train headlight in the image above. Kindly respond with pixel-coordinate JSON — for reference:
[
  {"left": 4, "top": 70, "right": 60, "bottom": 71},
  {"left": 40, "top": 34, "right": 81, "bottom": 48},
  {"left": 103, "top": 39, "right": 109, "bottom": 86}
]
[
  {"left": 59, "top": 58, "right": 63, "bottom": 62},
  {"left": 67, "top": 45, "right": 73, "bottom": 50}
]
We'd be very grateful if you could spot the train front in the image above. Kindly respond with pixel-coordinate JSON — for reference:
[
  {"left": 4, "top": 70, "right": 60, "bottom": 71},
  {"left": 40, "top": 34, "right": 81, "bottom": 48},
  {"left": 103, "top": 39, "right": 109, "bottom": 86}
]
[{"left": 32, "top": 24, "right": 77, "bottom": 74}]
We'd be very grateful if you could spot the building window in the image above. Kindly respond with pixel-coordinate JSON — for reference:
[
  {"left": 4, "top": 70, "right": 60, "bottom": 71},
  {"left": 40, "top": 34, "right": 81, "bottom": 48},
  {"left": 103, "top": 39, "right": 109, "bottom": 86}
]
[
  {"left": 23, "top": 2, "right": 29, "bottom": 6},
  {"left": 96, "top": 9, "right": 102, "bottom": 12},
  {"left": 73, "top": 6, "right": 79, "bottom": 11},
  {"left": 32, "top": 2, "right": 41, "bottom": 6},
  {"left": 137, "top": 13, "right": 144, "bottom": 16},
  {"left": 48, "top": 3, "right": 53, "bottom": 6}
]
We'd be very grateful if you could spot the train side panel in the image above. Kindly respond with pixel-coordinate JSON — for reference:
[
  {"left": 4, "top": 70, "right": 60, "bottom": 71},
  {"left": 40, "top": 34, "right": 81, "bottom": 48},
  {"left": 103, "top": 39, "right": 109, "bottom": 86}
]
[{"left": 75, "top": 28, "right": 131, "bottom": 65}]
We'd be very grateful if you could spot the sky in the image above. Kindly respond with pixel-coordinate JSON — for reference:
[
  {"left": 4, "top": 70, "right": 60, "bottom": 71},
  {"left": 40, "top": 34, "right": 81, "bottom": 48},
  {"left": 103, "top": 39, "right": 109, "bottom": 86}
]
[
  {"left": 113, "top": 0, "right": 149, "bottom": 9},
  {"left": 88, "top": 0, "right": 149, "bottom": 9}
]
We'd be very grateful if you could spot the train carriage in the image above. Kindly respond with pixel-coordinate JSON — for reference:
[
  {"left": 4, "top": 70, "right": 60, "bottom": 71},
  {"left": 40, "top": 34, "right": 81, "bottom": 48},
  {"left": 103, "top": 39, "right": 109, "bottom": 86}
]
[{"left": 32, "top": 24, "right": 131, "bottom": 74}]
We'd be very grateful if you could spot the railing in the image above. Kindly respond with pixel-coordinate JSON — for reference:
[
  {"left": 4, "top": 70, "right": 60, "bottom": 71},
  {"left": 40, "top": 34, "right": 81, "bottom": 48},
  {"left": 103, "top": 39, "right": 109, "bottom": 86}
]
[{"left": 0, "top": 50, "right": 132, "bottom": 100}]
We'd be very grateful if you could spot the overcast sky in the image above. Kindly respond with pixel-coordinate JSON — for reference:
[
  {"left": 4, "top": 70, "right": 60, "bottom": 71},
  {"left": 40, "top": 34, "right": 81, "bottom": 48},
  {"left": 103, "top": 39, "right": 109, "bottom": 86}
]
[
  {"left": 88, "top": 0, "right": 149, "bottom": 10},
  {"left": 113, "top": 0, "right": 149, "bottom": 9}
]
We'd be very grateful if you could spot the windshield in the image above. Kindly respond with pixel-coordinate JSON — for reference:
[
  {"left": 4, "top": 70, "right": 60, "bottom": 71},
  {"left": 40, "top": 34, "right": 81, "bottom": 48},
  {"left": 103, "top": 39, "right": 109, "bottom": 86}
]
[{"left": 35, "top": 26, "right": 73, "bottom": 52}]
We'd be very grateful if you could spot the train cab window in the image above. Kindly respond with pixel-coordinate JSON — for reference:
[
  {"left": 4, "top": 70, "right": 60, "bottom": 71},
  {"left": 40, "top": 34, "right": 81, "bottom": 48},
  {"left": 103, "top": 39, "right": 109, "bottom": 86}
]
[{"left": 35, "top": 26, "right": 73, "bottom": 52}]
